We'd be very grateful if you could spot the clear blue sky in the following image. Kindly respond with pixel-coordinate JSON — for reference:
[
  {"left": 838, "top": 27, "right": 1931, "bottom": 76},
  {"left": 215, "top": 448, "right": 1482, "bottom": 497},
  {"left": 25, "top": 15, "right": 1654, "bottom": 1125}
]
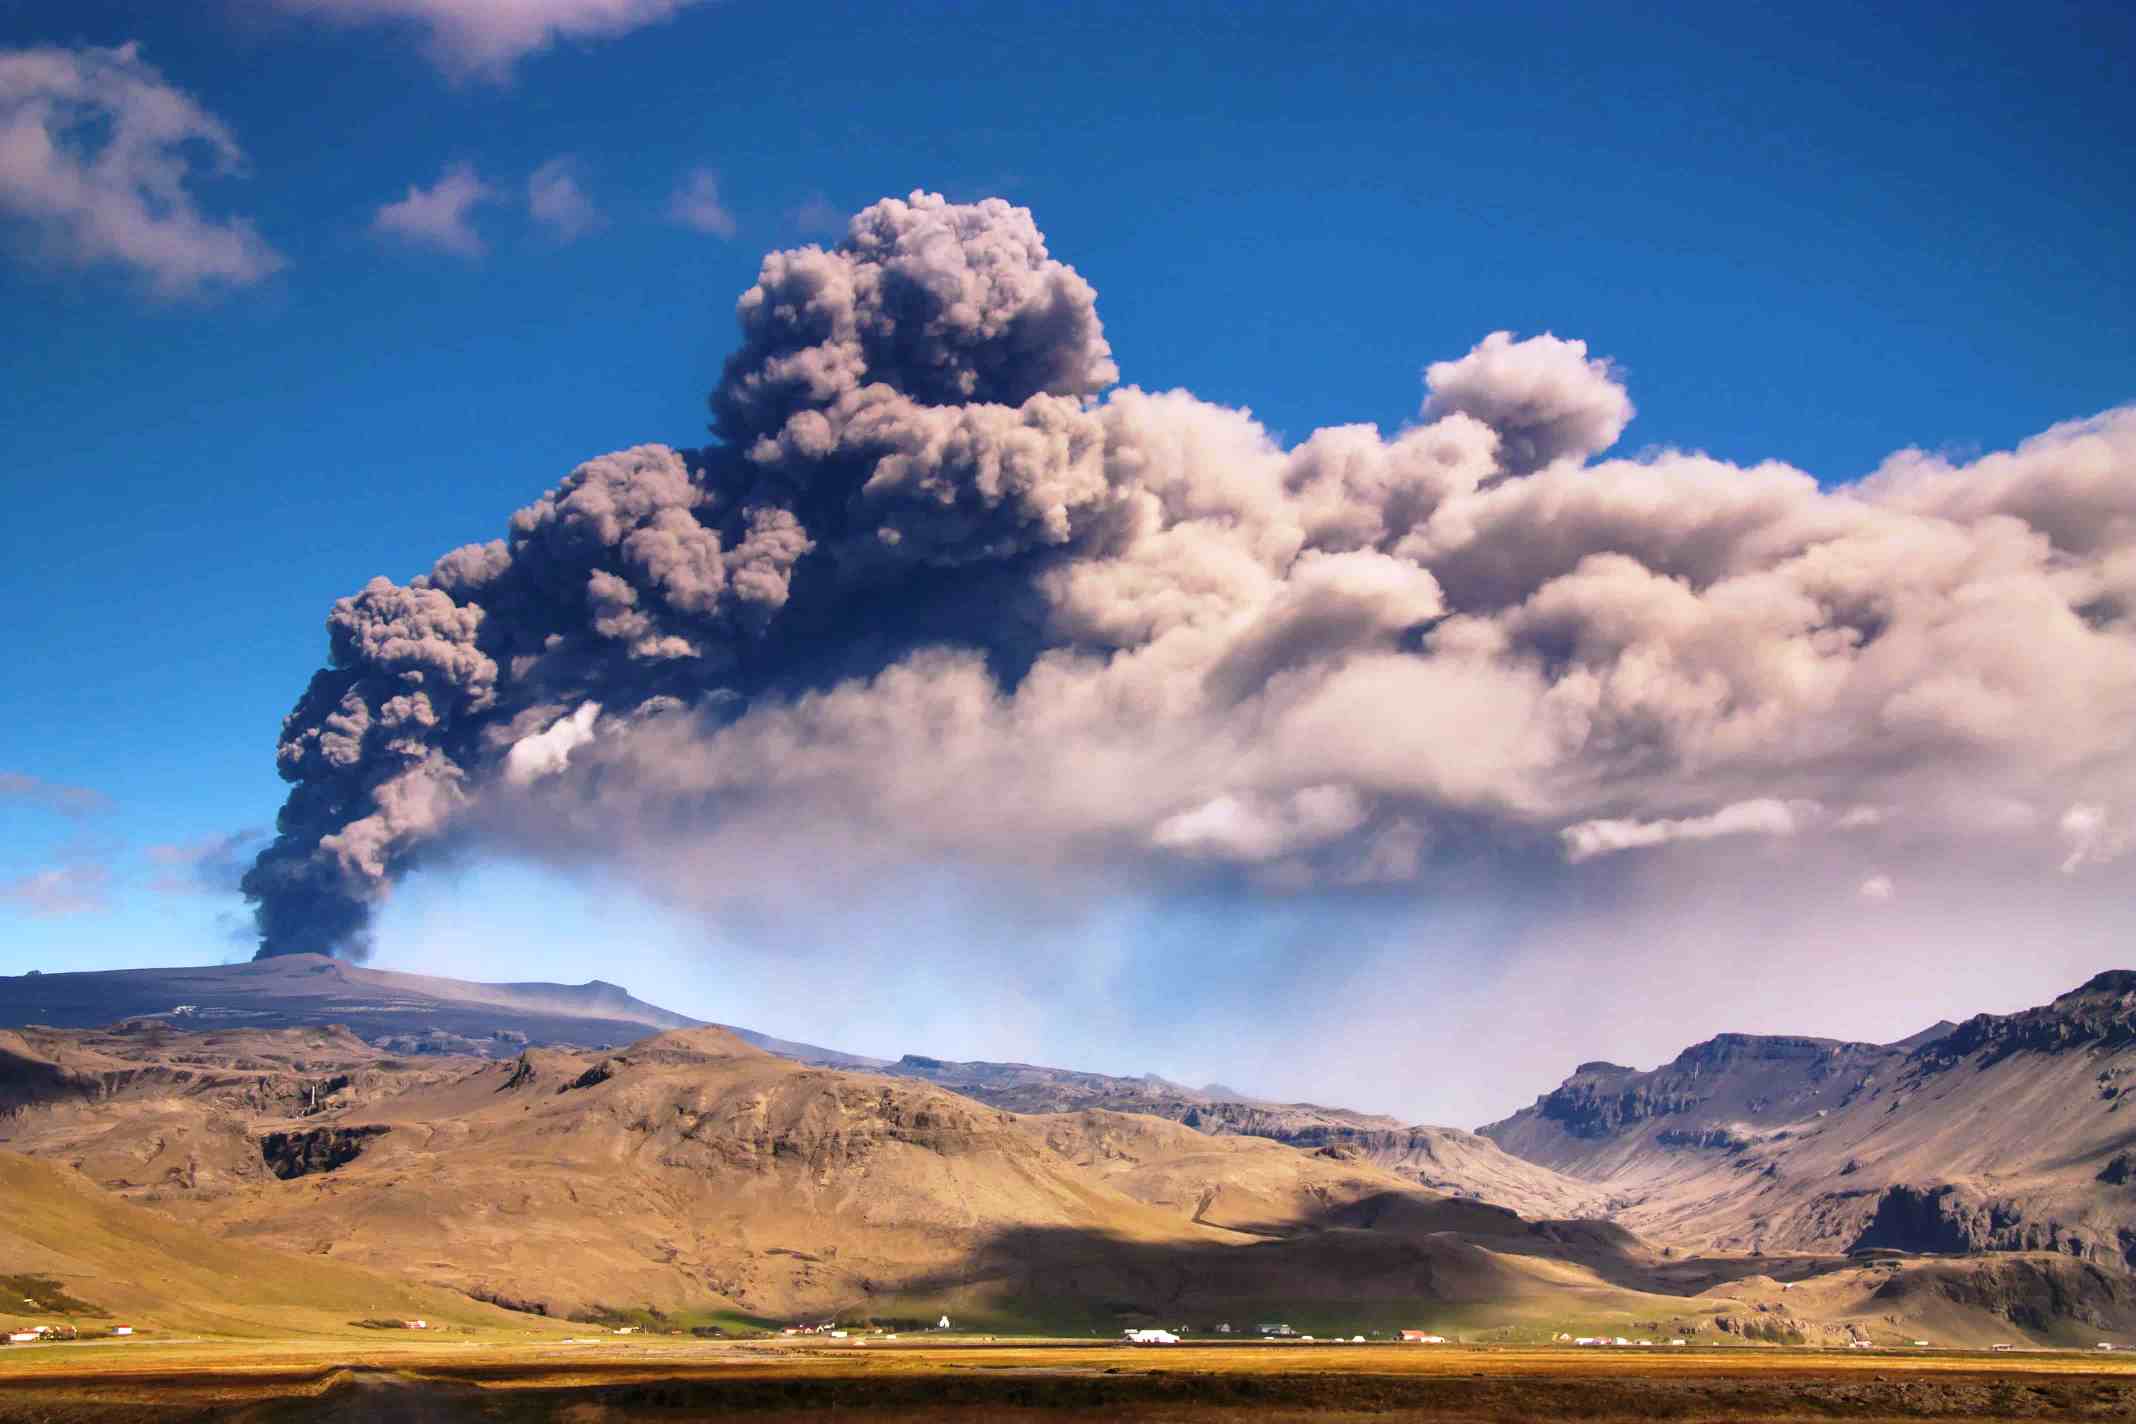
[{"left": 3, "top": 1, "right": 2132, "bottom": 1095}]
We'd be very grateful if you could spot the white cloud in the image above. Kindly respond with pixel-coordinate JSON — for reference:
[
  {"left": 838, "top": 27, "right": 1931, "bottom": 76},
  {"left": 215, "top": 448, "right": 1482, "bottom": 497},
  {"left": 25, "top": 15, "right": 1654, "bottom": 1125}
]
[
  {"left": 667, "top": 167, "right": 736, "bottom": 237},
  {"left": 1858, "top": 873, "right": 1895, "bottom": 901},
  {"left": 504, "top": 702, "right": 602, "bottom": 785},
  {"left": 372, "top": 161, "right": 491, "bottom": 256},
  {"left": 1151, "top": 786, "right": 1369, "bottom": 864},
  {"left": 0, "top": 42, "right": 282, "bottom": 294},
  {"left": 2059, "top": 803, "right": 2128, "bottom": 875},
  {"left": 528, "top": 156, "right": 600, "bottom": 240},
  {"left": 267, "top": 0, "right": 710, "bottom": 79},
  {"left": 1420, "top": 330, "right": 1633, "bottom": 475},
  {"left": 1561, "top": 799, "right": 1808, "bottom": 863}
]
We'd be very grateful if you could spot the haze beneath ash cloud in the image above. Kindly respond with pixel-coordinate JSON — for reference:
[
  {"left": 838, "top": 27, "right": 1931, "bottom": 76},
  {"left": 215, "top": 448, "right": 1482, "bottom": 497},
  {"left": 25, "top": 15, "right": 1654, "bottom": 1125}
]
[{"left": 244, "top": 194, "right": 2136, "bottom": 1102}]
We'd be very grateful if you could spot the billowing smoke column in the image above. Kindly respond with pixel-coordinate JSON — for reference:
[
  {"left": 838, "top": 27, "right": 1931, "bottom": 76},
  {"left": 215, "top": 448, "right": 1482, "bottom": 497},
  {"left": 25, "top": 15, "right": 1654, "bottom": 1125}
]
[{"left": 245, "top": 192, "right": 2136, "bottom": 958}]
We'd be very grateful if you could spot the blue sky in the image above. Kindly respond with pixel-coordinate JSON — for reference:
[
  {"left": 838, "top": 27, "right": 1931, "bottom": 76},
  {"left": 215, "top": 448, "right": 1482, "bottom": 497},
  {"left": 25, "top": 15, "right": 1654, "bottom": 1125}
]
[{"left": 3, "top": 1, "right": 2133, "bottom": 1118}]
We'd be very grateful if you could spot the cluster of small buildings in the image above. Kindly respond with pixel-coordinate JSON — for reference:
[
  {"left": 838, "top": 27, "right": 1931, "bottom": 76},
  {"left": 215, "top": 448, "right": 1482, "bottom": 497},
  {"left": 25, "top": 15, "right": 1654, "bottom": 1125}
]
[
  {"left": 3, "top": 1324, "right": 101, "bottom": 1345},
  {"left": 1569, "top": 1336, "right": 1686, "bottom": 1347},
  {"left": 781, "top": 1315, "right": 950, "bottom": 1341}
]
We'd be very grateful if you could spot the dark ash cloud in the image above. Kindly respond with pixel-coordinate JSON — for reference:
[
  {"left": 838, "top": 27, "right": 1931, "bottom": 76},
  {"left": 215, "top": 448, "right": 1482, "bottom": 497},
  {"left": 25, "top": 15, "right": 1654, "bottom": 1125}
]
[{"left": 244, "top": 191, "right": 2136, "bottom": 962}]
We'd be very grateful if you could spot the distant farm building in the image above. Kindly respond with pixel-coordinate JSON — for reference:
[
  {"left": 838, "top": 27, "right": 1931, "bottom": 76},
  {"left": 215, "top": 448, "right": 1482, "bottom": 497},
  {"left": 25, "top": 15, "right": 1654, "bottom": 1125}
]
[
  {"left": 1123, "top": 1329, "right": 1179, "bottom": 1344},
  {"left": 1398, "top": 1330, "right": 1446, "bottom": 1343}
]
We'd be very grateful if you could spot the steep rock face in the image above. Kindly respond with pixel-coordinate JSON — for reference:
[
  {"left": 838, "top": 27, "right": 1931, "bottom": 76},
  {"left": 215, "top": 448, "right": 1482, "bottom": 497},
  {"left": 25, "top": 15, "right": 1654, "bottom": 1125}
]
[
  {"left": 258, "top": 1124, "right": 389, "bottom": 1180},
  {"left": 1482, "top": 973, "right": 2136, "bottom": 1263},
  {"left": 1851, "top": 1184, "right": 2109, "bottom": 1262},
  {"left": 1484, "top": 1033, "right": 1904, "bottom": 1168},
  {"left": 1916, "top": 973, "right": 2136, "bottom": 1071}
]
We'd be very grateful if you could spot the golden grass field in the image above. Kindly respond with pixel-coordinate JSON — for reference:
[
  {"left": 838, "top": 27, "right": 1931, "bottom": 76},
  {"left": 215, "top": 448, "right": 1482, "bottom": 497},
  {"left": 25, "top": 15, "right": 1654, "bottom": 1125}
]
[{"left": 5, "top": 1334, "right": 2136, "bottom": 1421}]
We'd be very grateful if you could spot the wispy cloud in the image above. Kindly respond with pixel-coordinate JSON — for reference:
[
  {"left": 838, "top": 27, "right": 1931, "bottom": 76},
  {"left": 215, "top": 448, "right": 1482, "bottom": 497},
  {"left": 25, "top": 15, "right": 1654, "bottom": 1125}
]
[
  {"left": 148, "top": 827, "right": 268, "bottom": 895},
  {"left": 790, "top": 192, "right": 843, "bottom": 236},
  {"left": 372, "top": 161, "right": 491, "bottom": 256},
  {"left": 1, "top": 861, "right": 110, "bottom": 916},
  {"left": 1561, "top": 799, "right": 1808, "bottom": 863},
  {"left": 528, "top": 156, "right": 601, "bottom": 241},
  {"left": 0, "top": 772, "right": 112, "bottom": 818},
  {"left": 0, "top": 42, "right": 282, "bottom": 295},
  {"left": 667, "top": 168, "right": 736, "bottom": 238},
  {"left": 268, "top": 0, "right": 711, "bottom": 80}
]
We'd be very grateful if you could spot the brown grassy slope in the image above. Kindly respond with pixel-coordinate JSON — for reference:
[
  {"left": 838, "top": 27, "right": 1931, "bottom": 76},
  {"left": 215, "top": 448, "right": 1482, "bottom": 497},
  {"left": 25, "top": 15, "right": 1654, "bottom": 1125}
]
[
  {"left": 879, "top": 1055, "right": 1609, "bottom": 1219},
  {"left": 0, "top": 1152, "right": 534, "bottom": 1337},
  {"left": 0, "top": 1025, "right": 1694, "bottom": 1330},
  {"left": 12, "top": 1020, "right": 2126, "bottom": 1344}
]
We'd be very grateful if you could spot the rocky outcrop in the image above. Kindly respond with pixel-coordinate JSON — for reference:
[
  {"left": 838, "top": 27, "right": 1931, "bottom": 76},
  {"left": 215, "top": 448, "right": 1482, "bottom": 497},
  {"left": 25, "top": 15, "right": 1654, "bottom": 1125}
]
[
  {"left": 259, "top": 1124, "right": 388, "bottom": 1179},
  {"left": 1913, "top": 973, "right": 2136, "bottom": 1073},
  {"left": 1487, "top": 1034, "right": 1901, "bottom": 1152},
  {"left": 1871, "top": 1255, "right": 2135, "bottom": 1333},
  {"left": 1656, "top": 1127, "right": 1753, "bottom": 1153},
  {"left": 1851, "top": 1184, "right": 2098, "bottom": 1260},
  {"left": 558, "top": 1060, "right": 614, "bottom": 1093}
]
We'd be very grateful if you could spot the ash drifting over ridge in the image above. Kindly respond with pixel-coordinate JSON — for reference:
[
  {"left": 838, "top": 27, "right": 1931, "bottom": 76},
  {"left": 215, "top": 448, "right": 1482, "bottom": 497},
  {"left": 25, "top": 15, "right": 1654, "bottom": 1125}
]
[{"left": 244, "top": 191, "right": 2136, "bottom": 959}]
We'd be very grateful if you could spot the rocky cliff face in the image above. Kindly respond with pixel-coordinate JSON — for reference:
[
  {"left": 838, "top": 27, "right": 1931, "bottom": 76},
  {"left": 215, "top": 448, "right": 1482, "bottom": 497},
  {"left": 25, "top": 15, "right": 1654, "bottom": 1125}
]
[
  {"left": 1848, "top": 1182, "right": 2127, "bottom": 1264},
  {"left": 1483, "top": 1033, "right": 1908, "bottom": 1166},
  {"left": 258, "top": 1124, "right": 388, "bottom": 1179},
  {"left": 1482, "top": 974, "right": 2136, "bottom": 1269},
  {"left": 1916, "top": 973, "right": 2136, "bottom": 1071}
]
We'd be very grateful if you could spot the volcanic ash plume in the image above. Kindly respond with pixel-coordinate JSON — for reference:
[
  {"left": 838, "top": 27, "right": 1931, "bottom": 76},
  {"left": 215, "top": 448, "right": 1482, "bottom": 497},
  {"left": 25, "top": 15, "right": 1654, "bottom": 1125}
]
[{"left": 244, "top": 191, "right": 2136, "bottom": 958}]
